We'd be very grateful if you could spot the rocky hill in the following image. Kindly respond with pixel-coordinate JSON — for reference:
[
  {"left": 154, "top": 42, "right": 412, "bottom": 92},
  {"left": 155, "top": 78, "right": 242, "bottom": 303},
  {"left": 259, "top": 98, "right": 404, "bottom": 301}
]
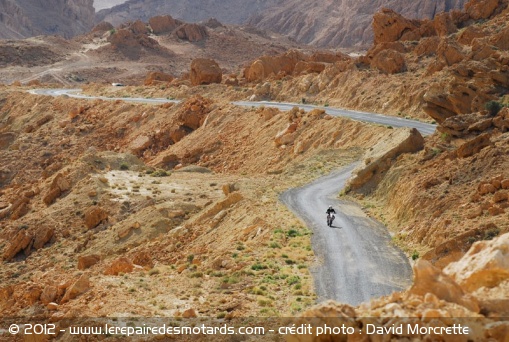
[
  {"left": 97, "top": 0, "right": 468, "bottom": 47},
  {"left": 0, "top": 0, "right": 95, "bottom": 39},
  {"left": 96, "top": 0, "right": 280, "bottom": 26},
  {"left": 249, "top": 0, "right": 469, "bottom": 47}
]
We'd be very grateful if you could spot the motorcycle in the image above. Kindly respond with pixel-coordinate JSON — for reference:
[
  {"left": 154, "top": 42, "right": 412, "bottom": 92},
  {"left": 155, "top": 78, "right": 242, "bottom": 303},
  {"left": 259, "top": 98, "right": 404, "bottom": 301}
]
[{"left": 327, "top": 213, "right": 335, "bottom": 227}]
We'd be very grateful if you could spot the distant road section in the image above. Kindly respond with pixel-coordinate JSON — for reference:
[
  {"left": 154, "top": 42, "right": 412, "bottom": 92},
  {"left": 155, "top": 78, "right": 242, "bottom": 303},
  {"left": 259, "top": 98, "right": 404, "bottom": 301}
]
[{"left": 29, "top": 89, "right": 436, "bottom": 136}]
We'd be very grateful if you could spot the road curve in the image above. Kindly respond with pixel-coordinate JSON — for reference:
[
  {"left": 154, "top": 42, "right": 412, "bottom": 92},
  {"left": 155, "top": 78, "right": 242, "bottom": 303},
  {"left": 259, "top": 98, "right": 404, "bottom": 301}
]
[
  {"left": 280, "top": 165, "right": 413, "bottom": 305},
  {"left": 30, "top": 88, "right": 430, "bottom": 305}
]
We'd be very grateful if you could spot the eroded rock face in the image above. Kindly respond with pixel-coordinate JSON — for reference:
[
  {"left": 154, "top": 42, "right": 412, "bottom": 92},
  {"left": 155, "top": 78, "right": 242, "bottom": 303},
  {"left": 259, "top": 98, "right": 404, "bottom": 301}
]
[
  {"left": 373, "top": 8, "right": 420, "bottom": 44},
  {"left": 445, "top": 233, "right": 509, "bottom": 292},
  {"left": 175, "top": 23, "right": 207, "bottom": 42},
  {"left": 84, "top": 206, "right": 108, "bottom": 229},
  {"left": 0, "top": 0, "right": 95, "bottom": 39},
  {"left": 348, "top": 128, "right": 424, "bottom": 192},
  {"left": 465, "top": 0, "right": 500, "bottom": 19},
  {"left": 371, "top": 49, "right": 407, "bottom": 74},
  {"left": 190, "top": 58, "right": 222, "bottom": 86},
  {"left": 149, "top": 15, "right": 181, "bottom": 34},
  {"left": 104, "top": 257, "right": 134, "bottom": 275},
  {"left": 409, "top": 259, "right": 479, "bottom": 312}
]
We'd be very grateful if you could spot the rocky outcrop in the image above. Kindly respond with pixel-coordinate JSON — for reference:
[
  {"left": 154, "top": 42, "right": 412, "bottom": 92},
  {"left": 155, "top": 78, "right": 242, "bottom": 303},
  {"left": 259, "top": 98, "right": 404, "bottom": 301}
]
[
  {"left": 445, "top": 233, "right": 509, "bottom": 292},
  {"left": 2, "top": 226, "right": 54, "bottom": 261},
  {"left": 149, "top": 15, "right": 181, "bottom": 34},
  {"left": 175, "top": 23, "right": 207, "bottom": 42},
  {"left": 61, "top": 273, "right": 90, "bottom": 303},
  {"left": 104, "top": 257, "right": 134, "bottom": 275},
  {"left": 373, "top": 8, "right": 420, "bottom": 44},
  {"left": 176, "top": 95, "right": 213, "bottom": 130},
  {"left": 371, "top": 49, "right": 407, "bottom": 74},
  {"left": 43, "top": 173, "right": 71, "bottom": 206},
  {"left": 348, "top": 128, "right": 425, "bottom": 192},
  {"left": 84, "top": 206, "right": 108, "bottom": 229},
  {"left": 190, "top": 58, "right": 222, "bottom": 86},
  {"left": 465, "top": 0, "right": 501, "bottom": 19},
  {"left": 0, "top": 0, "right": 95, "bottom": 39},
  {"left": 78, "top": 254, "right": 101, "bottom": 270}
]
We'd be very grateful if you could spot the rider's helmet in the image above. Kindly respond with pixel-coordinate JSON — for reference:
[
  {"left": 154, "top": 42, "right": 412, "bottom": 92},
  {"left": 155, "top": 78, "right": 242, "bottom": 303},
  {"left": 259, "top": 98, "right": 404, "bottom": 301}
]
[{"left": 329, "top": 205, "right": 332, "bottom": 209}]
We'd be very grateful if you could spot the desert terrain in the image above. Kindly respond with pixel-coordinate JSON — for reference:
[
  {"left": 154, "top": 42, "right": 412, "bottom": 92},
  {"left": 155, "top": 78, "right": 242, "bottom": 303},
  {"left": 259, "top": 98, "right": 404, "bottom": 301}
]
[{"left": 1, "top": 0, "right": 509, "bottom": 341}]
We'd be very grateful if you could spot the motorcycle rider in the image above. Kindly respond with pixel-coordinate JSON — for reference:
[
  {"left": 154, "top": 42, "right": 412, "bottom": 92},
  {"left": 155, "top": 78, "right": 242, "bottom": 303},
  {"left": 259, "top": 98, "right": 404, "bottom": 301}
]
[{"left": 326, "top": 205, "right": 336, "bottom": 226}]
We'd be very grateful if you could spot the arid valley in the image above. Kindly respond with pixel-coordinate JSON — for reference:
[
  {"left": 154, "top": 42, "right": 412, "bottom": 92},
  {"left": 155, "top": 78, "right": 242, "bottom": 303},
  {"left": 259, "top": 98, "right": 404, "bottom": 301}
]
[{"left": 1, "top": 0, "right": 509, "bottom": 341}]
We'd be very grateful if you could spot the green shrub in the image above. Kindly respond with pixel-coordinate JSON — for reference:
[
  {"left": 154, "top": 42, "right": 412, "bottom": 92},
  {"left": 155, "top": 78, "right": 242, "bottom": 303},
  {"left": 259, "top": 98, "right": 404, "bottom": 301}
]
[
  {"left": 411, "top": 250, "right": 420, "bottom": 261},
  {"left": 120, "top": 162, "right": 129, "bottom": 170},
  {"left": 485, "top": 100, "right": 503, "bottom": 116}
]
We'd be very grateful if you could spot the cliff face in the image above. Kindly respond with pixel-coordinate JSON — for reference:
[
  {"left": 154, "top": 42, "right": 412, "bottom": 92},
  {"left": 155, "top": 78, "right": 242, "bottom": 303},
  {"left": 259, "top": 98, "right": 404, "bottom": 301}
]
[
  {"left": 96, "top": 0, "right": 468, "bottom": 47},
  {"left": 0, "top": 0, "right": 95, "bottom": 39},
  {"left": 96, "top": 0, "right": 280, "bottom": 26},
  {"left": 249, "top": 0, "right": 469, "bottom": 47}
]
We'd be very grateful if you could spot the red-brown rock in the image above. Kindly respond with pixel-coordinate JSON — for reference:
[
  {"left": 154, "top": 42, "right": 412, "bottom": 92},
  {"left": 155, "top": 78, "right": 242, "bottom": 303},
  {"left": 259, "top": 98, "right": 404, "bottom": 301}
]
[
  {"left": 149, "top": 15, "right": 180, "bottom": 34},
  {"left": 78, "top": 254, "right": 101, "bottom": 270},
  {"left": 104, "top": 257, "right": 134, "bottom": 275},
  {"left": 175, "top": 23, "right": 207, "bottom": 42},
  {"left": 190, "top": 58, "right": 222, "bottom": 86},
  {"left": 84, "top": 206, "right": 108, "bottom": 229},
  {"left": 373, "top": 8, "right": 419, "bottom": 44},
  {"left": 371, "top": 49, "right": 407, "bottom": 74}
]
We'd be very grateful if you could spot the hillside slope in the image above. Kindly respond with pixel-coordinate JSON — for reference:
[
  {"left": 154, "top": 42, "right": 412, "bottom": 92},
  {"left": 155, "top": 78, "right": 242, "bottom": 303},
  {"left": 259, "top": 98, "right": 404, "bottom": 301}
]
[
  {"left": 249, "top": 0, "right": 468, "bottom": 47},
  {"left": 0, "top": 0, "right": 95, "bottom": 39},
  {"left": 97, "top": 0, "right": 467, "bottom": 47}
]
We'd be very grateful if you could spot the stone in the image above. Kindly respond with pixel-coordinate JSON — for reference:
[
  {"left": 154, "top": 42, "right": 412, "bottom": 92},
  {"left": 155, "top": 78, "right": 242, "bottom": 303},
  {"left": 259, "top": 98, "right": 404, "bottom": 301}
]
[
  {"left": 78, "top": 254, "right": 101, "bottom": 270},
  {"left": 144, "top": 71, "right": 174, "bottom": 86},
  {"left": 190, "top": 58, "right": 222, "bottom": 86},
  {"left": 465, "top": 0, "right": 500, "bottom": 20},
  {"left": 502, "top": 180, "right": 509, "bottom": 189},
  {"left": 84, "top": 206, "right": 108, "bottom": 229},
  {"left": 149, "top": 15, "right": 180, "bottom": 34},
  {"left": 129, "top": 135, "right": 152, "bottom": 154},
  {"left": 182, "top": 308, "right": 197, "bottom": 318},
  {"left": 493, "top": 191, "right": 508, "bottom": 203},
  {"left": 445, "top": 233, "right": 509, "bottom": 292},
  {"left": 456, "top": 133, "right": 492, "bottom": 158},
  {"left": 372, "top": 8, "right": 419, "bottom": 44},
  {"left": 61, "top": 274, "right": 90, "bottom": 303},
  {"left": 40, "top": 286, "right": 57, "bottom": 305},
  {"left": 32, "top": 226, "right": 54, "bottom": 250},
  {"left": 175, "top": 23, "right": 207, "bottom": 42},
  {"left": 2, "top": 229, "right": 32, "bottom": 261},
  {"left": 104, "top": 257, "right": 134, "bottom": 275},
  {"left": 371, "top": 49, "right": 407, "bottom": 74},
  {"left": 409, "top": 260, "right": 479, "bottom": 312},
  {"left": 43, "top": 173, "right": 70, "bottom": 206}
]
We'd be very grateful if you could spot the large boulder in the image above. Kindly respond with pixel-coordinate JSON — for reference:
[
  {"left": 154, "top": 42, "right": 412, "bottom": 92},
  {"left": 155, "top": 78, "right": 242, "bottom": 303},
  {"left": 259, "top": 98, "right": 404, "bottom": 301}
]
[
  {"left": 61, "top": 274, "right": 90, "bottom": 303},
  {"left": 409, "top": 260, "right": 479, "bottom": 312},
  {"left": 371, "top": 49, "right": 407, "bottom": 74},
  {"left": 84, "top": 206, "right": 108, "bottom": 229},
  {"left": 244, "top": 51, "right": 304, "bottom": 82},
  {"left": 104, "top": 257, "right": 134, "bottom": 275},
  {"left": 465, "top": 0, "right": 500, "bottom": 20},
  {"left": 372, "top": 8, "right": 419, "bottom": 44},
  {"left": 149, "top": 15, "right": 181, "bottom": 34},
  {"left": 175, "top": 23, "right": 207, "bottom": 42},
  {"left": 190, "top": 58, "right": 222, "bottom": 86},
  {"left": 144, "top": 71, "right": 174, "bottom": 86},
  {"left": 456, "top": 133, "right": 492, "bottom": 158},
  {"left": 445, "top": 233, "right": 509, "bottom": 292}
]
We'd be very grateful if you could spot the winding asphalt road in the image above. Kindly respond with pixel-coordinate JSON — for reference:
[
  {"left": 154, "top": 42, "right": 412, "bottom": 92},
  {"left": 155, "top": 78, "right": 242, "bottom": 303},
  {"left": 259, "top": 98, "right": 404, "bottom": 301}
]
[{"left": 29, "top": 88, "right": 436, "bottom": 305}]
